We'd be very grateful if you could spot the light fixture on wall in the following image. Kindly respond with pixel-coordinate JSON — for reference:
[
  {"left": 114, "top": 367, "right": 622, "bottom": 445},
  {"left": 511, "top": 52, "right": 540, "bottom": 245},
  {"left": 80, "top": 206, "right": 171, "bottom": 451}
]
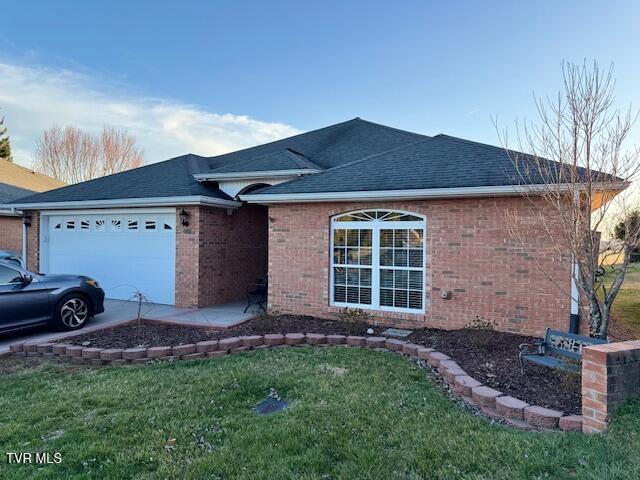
[
  {"left": 22, "top": 213, "right": 32, "bottom": 227},
  {"left": 179, "top": 209, "right": 189, "bottom": 226}
]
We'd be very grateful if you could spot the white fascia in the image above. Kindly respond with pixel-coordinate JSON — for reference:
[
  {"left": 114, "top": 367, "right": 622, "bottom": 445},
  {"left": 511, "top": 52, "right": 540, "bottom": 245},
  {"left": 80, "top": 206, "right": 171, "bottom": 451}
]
[
  {"left": 2, "top": 195, "right": 242, "bottom": 211},
  {"left": 240, "top": 182, "right": 630, "bottom": 204},
  {"left": 193, "top": 169, "right": 321, "bottom": 182}
]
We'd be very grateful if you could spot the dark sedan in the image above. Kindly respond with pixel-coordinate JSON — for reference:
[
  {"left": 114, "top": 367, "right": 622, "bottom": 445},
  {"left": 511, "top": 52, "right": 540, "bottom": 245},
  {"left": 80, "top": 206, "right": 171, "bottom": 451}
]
[{"left": 0, "top": 261, "right": 105, "bottom": 333}]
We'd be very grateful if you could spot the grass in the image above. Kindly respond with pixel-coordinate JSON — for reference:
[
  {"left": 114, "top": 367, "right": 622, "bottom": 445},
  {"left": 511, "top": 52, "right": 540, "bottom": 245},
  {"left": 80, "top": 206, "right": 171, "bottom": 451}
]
[
  {"left": 601, "top": 263, "right": 640, "bottom": 337},
  {"left": 1, "top": 348, "right": 640, "bottom": 479}
]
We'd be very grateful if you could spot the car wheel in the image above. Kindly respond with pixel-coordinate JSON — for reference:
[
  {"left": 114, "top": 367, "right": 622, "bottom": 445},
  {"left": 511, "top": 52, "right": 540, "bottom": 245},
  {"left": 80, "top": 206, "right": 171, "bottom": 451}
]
[{"left": 55, "top": 294, "right": 91, "bottom": 331}]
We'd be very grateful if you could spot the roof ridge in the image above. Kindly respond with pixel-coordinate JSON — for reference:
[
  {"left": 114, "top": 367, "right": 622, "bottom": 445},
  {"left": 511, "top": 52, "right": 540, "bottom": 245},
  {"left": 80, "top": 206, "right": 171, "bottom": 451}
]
[
  {"left": 206, "top": 117, "right": 362, "bottom": 164},
  {"left": 356, "top": 118, "right": 430, "bottom": 139}
]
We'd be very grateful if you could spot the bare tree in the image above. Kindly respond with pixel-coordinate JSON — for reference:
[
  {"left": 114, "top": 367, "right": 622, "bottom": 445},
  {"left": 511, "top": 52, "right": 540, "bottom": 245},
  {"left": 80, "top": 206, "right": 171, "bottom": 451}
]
[
  {"left": 499, "top": 61, "right": 640, "bottom": 339},
  {"left": 34, "top": 125, "right": 144, "bottom": 183}
]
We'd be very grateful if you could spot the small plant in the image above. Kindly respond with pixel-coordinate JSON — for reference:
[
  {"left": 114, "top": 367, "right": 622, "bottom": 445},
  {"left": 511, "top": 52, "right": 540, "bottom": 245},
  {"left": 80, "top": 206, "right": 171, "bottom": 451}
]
[
  {"left": 337, "top": 307, "right": 372, "bottom": 324},
  {"left": 464, "top": 316, "right": 496, "bottom": 331},
  {"left": 253, "top": 310, "right": 280, "bottom": 332},
  {"left": 463, "top": 316, "right": 497, "bottom": 348},
  {"left": 336, "top": 308, "right": 373, "bottom": 335}
]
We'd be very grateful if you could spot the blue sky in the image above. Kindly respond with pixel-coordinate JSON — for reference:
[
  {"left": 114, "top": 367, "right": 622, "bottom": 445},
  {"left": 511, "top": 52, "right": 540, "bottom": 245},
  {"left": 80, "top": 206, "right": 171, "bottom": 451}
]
[{"left": 1, "top": 0, "right": 639, "bottom": 166}]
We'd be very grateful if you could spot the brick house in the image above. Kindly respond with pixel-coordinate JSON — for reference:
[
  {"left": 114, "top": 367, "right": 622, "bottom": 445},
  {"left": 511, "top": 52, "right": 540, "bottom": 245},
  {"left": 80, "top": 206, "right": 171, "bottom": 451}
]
[
  {"left": 3, "top": 119, "right": 622, "bottom": 336},
  {"left": 0, "top": 159, "right": 65, "bottom": 253}
]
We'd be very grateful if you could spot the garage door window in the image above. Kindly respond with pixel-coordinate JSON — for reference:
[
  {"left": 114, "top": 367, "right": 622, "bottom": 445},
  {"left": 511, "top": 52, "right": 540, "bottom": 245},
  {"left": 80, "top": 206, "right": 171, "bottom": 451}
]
[{"left": 330, "top": 210, "right": 426, "bottom": 313}]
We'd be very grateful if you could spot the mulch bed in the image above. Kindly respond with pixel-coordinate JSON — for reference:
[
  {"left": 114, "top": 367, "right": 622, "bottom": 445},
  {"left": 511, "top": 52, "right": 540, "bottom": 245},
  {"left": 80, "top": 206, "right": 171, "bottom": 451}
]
[{"left": 57, "top": 315, "right": 581, "bottom": 414}]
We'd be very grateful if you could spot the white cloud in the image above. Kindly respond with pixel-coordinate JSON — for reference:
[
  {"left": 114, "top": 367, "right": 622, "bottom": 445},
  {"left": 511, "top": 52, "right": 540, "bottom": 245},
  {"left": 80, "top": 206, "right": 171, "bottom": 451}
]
[{"left": 0, "top": 62, "right": 301, "bottom": 167}]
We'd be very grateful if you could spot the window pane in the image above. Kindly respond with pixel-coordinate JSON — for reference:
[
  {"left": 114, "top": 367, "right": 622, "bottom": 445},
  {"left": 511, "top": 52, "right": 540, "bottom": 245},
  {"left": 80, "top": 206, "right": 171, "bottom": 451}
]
[
  {"left": 380, "top": 248, "right": 393, "bottom": 266},
  {"left": 347, "top": 248, "right": 359, "bottom": 265},
  {"left": 360, "top": 268, "right": 372, "bottom": 286},
  {"left": 394, "top": 229, "right": 408, "bottom": 247},
  {"left": 334, "top": 267, "right": 346, "bottom": 285},
  {"left": 359, "top": 248, "right": 372, "bottom": 265},
  {"left": 360, "top": 230, "right": 372, "bottom": 247},
  {"left": 333, "top": 248, "right": 345, "bottom": 265},
  {"left": 394, "top": 270, "right": 408, "bottom": 289},
  {"left": 334, "top": 229, "right": 346, "bottom": 246},
  {"left": 380, "top": 269, "right": 394, "bottom": 288},
  {"left": 347, "top": 268, "right": 359, "bottom": 286},
  {"left": 409, "top": 229, "right": 423, "bottom": 248},
  {"left": 347, "top": 230, "right": 359, "bottom": 246},
  {"left": 394, "top": 249, "right": 408, "bottom": 267},
  {"left": 409, "top": 249, "right": 423, "bottom": 268},
  {"left": 409, "top": 271, "right": 423, "bottom": 290},
  {"left": 347, "top": 287, "right": 359, "bottom": 303},
  {"left": 394, "top": 290, "right": 408, "bottom": 308},
  {"left": 334, "top": 286, "right": 346, "bottom": 302},
  {"left": 380, "top": 229, "right": 393, "bottom": 247},
  {"left": 360, "top": 288, "right": 372, "bottom": 305},
  {"left": 409, "top": 291, "right": 423, "bottom": 309},
  {"left": 380, "top": 288, "right": 394, "bottom": 306}
]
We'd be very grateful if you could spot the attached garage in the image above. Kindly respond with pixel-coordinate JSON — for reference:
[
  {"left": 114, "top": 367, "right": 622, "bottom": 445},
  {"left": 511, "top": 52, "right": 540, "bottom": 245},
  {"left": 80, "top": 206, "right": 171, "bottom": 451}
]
[{"left": 39, "top": 209, "right": 176, "bottom": 305}]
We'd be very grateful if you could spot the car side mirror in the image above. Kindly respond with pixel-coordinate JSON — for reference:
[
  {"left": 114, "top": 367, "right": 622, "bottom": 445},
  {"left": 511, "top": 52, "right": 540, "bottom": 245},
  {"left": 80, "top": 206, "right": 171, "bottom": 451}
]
[{"left": 21, "top": 274, "right": 33, "bottom": 284}]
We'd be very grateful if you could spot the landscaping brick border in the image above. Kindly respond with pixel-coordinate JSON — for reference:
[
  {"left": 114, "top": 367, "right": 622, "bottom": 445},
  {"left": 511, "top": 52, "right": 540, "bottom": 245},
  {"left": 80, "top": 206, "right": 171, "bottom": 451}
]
[{"left": 7, "top": 332, "right": 583, "bottom": 433}]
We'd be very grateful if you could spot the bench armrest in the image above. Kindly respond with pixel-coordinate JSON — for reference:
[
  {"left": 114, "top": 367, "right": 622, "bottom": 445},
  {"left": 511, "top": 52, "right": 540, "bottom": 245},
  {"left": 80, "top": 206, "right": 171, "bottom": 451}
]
[{"left": 519, "top": 341, "right": 544, "bottom": 356}]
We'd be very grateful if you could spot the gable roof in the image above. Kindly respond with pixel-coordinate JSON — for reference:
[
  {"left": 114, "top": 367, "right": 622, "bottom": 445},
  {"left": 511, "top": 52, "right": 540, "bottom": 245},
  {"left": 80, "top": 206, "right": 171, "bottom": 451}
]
[
  {"left": 0, "top": 159, "right": 65, "bottom": 192},
  {"left": 0, "top": 182, "right": 35, "bottom": 204},
  {"left": 202, "top": 148, "right": 322, "bottom": 178}
]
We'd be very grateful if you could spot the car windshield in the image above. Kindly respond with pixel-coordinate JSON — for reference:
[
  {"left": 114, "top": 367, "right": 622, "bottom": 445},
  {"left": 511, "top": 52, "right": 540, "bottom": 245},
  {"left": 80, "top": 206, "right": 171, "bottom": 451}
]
[{"left": 0, "top": 264, "right": 23, "bottom": 284}]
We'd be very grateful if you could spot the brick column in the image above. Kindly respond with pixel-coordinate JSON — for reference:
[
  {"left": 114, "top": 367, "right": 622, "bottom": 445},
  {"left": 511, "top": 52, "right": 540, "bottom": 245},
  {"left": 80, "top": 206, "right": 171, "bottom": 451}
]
[
  {"left": 582, "top": 340, "right": 640, "bottom": 433},
  {"left": 26, "top": 211, "right": 40, "bottom": 272}
]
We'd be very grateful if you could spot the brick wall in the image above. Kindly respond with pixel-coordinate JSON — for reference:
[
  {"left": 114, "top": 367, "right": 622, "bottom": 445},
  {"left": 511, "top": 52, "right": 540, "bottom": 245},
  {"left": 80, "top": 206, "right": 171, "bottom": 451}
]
[
  {"left": 582, "top": 341, "right": 640, "bottom": 433},
  {"left": 175, "top": 204, "right": 267, "bottom": 308},
  {"left": 267, "top": 197, "right": 573, "bottom": 336},
  {"left": 0, "top": 216, "right": 22, "bottom": 251}
]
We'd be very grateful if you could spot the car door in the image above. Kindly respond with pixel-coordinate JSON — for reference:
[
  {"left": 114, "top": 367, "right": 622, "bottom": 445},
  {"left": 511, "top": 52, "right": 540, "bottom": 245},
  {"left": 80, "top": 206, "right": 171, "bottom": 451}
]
[{"left": 0, "top": 265, "right": 53, "bottom": 329}]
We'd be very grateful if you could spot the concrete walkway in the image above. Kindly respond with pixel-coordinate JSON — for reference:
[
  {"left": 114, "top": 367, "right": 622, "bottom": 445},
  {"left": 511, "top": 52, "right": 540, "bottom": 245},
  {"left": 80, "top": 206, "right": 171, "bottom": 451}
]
[{"left": 0, "top": 299, "right": 258, "bottom": 354}]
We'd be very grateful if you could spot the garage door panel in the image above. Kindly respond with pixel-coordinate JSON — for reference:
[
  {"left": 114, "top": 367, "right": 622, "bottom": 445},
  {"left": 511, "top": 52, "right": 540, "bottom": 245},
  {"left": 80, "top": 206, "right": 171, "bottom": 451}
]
[{"left": 45, "top": 212, "right": 176, "bottom": 305}]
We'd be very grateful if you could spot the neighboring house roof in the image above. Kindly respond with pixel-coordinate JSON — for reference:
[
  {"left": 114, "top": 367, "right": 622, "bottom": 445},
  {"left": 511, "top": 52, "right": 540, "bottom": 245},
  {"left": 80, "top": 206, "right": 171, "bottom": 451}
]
[
  {"left": 0, "top": 182, "right": 35, "bottom": 203},
  {"left": 0, "top": 159, "right": 65, "bottom": 192}
]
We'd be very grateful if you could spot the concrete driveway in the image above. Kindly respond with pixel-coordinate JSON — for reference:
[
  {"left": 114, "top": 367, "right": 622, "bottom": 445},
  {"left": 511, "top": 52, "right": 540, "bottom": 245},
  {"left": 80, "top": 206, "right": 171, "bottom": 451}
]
[{"left": 1, "top": 299, "right": 258, "bottom": 354}]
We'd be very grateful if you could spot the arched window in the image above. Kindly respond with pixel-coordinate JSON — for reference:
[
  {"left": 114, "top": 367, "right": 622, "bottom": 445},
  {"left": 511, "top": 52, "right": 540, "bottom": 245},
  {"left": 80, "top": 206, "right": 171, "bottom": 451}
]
[{"left": 330, "top": 210, "right": 426, "bottom": 313}]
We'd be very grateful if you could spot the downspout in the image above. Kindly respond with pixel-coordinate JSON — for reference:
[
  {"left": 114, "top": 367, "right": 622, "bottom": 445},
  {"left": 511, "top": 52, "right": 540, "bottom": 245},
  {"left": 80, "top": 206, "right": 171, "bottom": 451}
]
[
  {"left": 22, "top": 215, "right": 27, "bottom": 268},
  {"left": 569, "top": 260, "right": 580, "bottom": 333}
]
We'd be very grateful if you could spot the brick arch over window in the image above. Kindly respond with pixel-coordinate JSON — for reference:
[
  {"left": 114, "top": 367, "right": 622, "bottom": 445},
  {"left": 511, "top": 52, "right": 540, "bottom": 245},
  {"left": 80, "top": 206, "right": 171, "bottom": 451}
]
[{"left": 330, "top": 209, "right": 426, "bottom": 313}]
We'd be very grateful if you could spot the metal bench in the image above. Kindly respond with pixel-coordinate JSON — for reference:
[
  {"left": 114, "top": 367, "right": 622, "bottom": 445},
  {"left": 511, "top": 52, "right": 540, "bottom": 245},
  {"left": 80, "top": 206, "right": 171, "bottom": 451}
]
[
  {"left": 519, "top": 327, "right": 607, "bottom": 374},
  {"left": 244, "top": 277, "right": 267, "bottom": 313}
]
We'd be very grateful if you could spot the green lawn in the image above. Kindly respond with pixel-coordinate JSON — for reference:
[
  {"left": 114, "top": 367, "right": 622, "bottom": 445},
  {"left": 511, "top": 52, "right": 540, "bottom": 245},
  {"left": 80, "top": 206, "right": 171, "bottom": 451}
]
[
  {"left": 602, "top": 263, "right": 640, "bottom": 337},
  {"left": 1, "top": 348, "right": 639, "bottom": 479}
]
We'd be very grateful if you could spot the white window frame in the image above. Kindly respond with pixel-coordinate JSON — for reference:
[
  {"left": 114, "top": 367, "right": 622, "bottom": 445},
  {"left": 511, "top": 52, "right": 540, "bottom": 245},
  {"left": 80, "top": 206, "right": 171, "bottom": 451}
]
[{"left": 330, "top": 209, "right": 427, "bottom": 314}]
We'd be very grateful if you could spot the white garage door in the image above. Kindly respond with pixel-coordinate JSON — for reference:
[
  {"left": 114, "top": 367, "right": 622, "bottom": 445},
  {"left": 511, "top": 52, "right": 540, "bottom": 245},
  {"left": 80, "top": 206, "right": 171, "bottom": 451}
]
[{"left": 44, "top": 211, "right": 176, "bottom": 304}]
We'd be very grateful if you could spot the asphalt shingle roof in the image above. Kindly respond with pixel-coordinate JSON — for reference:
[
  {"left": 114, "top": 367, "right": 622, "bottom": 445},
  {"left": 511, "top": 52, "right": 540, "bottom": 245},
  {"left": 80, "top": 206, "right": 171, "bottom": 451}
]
[
  {"left": 5, "top": 118, "right": 605, "bottom": 205},
  {"left": 0, "top": 182, "right": 35, "bottom": 203},
  {"left": 250, "top": 133, "right": 599, "bottom": 195},
  {"left": 206, "top": 148, "right": 322, "bottom": 174},
  {"left": 8, "top": 118, "right": 426, "bottom": 204},
  {"left": 10, "top": 154, "right": 234, "bottom": 204}
]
